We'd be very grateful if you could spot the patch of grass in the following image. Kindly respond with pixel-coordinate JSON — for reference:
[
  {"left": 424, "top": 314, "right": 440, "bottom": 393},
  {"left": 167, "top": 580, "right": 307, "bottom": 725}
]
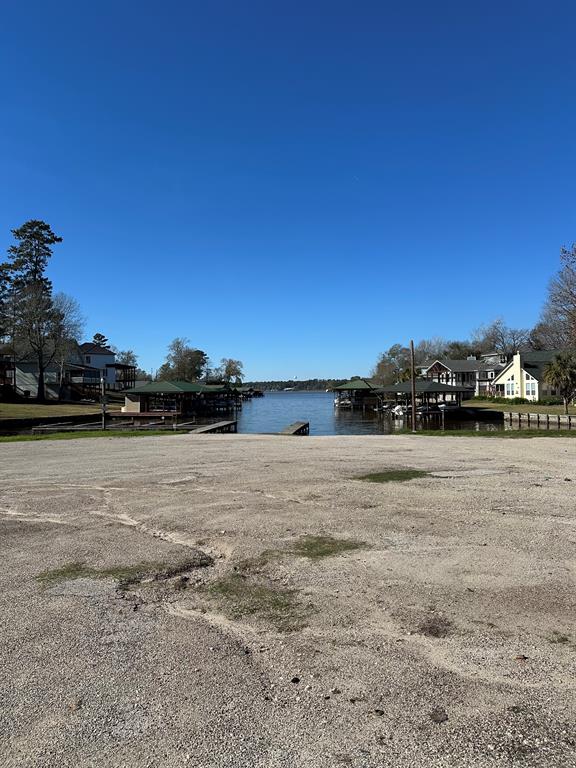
[
  {"left": 548, "top": 631, "right": 571, "bottom": 644},
  {"left": 237, "top": 535, "right": 366, "bottom": 571},
  {"left": 464, "top": 401, "right": 576, "bottom": 416},
  {"left": 402, "top": 430, "right": 576, "bottom": 439},
  {"left": 0, "top": 402, "right": 121, "bottom": 420},
  {"left": 288, "top": 535, "right": 365, "bottom": 560},
  {"left": 0, "top": 430, "right": 187, "bottom": 443},
  {"left": 203, "top": 573, "right": 312, "bottom": 632},
  {"left": 37, "top": 555, "right": 212, "bottom": 588},
  {"left": 356, "top": 468, "right": 429, "bottom": 483}
]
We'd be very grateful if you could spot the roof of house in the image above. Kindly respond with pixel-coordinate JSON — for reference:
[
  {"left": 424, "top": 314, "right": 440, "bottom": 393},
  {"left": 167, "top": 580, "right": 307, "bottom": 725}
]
[
  {"left": 425, "top": 358, "right": 485, "bottom": 372},
  {"left": 79, "top": 342, "right": 114, "bottom": 355},
  {"left": 331, "top": 377, "right": 377, "bottom": 391},
  {"left": 126, "top": 380, "right": 230, "bottom": 395},
  {"left": 493, "top": 350, "right": 563, "bottom": 383}
]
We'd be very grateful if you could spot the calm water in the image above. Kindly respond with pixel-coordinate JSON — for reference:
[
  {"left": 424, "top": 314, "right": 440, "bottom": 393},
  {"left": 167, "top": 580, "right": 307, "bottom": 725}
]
[{"left": 236, "top": 391, "right": 503, "bottom": 435}]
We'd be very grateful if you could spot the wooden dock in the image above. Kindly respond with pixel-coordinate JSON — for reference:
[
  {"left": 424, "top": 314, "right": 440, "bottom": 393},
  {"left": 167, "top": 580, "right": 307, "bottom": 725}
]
[
  {"left": 278, "top": 421, "right": 310, "bottom": 436},
  {"left": 189, "top": 420, "right": 238, "bottom": 434}
]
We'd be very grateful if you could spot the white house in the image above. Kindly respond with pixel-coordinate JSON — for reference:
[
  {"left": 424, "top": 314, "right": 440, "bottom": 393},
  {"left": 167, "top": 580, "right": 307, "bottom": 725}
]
[
  {"left": 78, "top": 343, "right": 118, "bottom": 387},
  {"left": 492, "top": 351, "right": 560, "bottom": 401}
]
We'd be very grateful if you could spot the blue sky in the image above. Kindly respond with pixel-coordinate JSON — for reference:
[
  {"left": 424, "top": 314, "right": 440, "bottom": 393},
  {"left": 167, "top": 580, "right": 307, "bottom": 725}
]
[{"left": 1, "top": 1, "right": 575, "bottom": 379}]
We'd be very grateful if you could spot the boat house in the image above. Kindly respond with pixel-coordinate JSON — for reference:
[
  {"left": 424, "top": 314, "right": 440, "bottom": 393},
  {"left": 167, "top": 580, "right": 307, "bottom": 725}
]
[
  {"left": 331, "top": 378, "right": 380, "bottom": 409},
  {"left": 379, "top": 380, "right": 473, "bottom": 406},
  {"left": 122, "top": 381, "right": 240, "bottom": 417}
]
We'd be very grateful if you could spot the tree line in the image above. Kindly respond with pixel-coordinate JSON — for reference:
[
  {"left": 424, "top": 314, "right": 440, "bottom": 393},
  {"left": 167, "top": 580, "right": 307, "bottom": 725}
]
[{"left": 243, "top": 378, "right": 346, "bottom": 391}]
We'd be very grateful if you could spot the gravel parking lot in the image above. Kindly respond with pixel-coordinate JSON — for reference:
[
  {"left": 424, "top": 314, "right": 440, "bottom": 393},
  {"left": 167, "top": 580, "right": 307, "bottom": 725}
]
[{"left": 1, "top": 434, "right": 575, "bottom": 767}]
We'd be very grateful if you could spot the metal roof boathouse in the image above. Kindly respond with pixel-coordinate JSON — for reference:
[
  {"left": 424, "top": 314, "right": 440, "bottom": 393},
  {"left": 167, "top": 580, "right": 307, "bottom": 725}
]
[{"left": 122, "top": 381, "right": 241, "bottom": 418}]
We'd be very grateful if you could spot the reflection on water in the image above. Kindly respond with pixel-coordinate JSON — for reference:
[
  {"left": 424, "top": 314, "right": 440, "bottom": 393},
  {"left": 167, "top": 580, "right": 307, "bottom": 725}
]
[{"left": 236, "top": 391, "right": 503, "bottom": 436}]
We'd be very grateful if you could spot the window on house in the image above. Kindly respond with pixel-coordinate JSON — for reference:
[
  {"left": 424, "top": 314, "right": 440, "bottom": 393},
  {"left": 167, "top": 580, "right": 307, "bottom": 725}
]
[
  {"left": 86, "top": 355, "right": 91, "bottom": 363},
  {"left": 505, "top": 375, "right": 515, "bottom": 397}
]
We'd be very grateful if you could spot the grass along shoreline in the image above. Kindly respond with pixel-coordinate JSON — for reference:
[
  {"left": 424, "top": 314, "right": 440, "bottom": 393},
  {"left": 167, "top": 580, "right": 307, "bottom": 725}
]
[
  {"left": 465, "top": 400, "right": 576, "bottom": 416},
  {"left": 403, "top": 428, "right": 576, "bottom": 438},
  {"left": 0, "top": 430, "right": 187, "bottom": 443},
  {"left": 0, "top": 402, "right": 121, "bottom": 421}
]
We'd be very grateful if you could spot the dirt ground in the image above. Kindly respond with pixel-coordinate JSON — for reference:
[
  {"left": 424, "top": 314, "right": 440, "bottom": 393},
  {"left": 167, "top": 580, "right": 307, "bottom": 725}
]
[{"left": 1, "top": 434, "right": 575, "bottom": 767}]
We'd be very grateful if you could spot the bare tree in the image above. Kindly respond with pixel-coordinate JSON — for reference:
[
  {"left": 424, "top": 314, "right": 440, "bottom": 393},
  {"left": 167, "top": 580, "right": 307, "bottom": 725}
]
[
  {"left": 52, "top": 293, "right": 85, "bottom": 397},
  {"left": 473, "top": 318, "right": 530, "bottom": 356},
  {"left": 532, "top": 245, "right": 576, "bottom": 350},
  {"left": 116, "top": 349, "right": 138, "bottom": 367}
]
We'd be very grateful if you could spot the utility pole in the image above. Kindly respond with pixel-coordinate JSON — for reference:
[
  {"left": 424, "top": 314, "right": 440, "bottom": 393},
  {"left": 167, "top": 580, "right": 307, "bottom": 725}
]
[
  {"left": 100, "top": 376, "right": 107, "bottom": 431},
  {"left": 410, "top": 339, "right": 417, "bottom": 433}
]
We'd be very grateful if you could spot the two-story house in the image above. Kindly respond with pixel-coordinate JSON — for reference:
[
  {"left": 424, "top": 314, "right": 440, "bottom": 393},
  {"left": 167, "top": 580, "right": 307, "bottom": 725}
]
[{"left": 423, "top": 356, "right": 507, "bottom": 397}]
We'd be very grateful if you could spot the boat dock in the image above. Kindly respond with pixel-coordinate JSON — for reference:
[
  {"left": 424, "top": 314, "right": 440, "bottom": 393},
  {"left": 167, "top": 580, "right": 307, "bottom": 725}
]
[{"left": 278, "top": 421, "right": 310, "bottom": 435}]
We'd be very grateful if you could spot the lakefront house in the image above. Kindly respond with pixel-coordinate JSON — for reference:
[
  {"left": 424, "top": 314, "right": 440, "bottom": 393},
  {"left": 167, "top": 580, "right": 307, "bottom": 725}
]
[
  {"left": 7, "top": 343, "right": 136, "bottom": 399},
  {"left": 423, "top": 355, "right": 507, "bottom": 397},
  {"left": 491, "top": 350, "right": 560, "bottom": 401}
]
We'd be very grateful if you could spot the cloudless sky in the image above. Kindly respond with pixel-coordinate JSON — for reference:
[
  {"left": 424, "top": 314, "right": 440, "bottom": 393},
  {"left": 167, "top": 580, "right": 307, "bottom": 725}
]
[{"left": 1, "top": 1, "right": 575, "bottom": 379}]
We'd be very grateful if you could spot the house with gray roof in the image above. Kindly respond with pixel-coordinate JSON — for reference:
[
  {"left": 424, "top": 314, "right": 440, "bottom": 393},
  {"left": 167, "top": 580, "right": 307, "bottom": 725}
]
[
  {"left": 423, "top": 357, "right": 506, "bottom": 397},
  {"left": 492, "top": 351, "right": 561, "bottom": 401}
]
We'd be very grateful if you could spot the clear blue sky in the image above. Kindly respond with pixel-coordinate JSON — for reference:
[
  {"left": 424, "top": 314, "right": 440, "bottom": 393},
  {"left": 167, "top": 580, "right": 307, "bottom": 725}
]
[{"left": 1, "top": 1, "right": 575, "bottom": 379}]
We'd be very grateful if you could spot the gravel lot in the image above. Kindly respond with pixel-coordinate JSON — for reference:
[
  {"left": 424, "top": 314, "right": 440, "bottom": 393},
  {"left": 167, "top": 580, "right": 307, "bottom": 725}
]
[{"left": 1, "top": 434, "right": 575, "bottom": 767}]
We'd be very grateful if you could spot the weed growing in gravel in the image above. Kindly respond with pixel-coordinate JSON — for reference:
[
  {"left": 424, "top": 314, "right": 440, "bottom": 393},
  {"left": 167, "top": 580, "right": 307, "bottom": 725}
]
[
  {"left": 203, "top": 573, "right": 312, "bottom": 632},
  {"left": 356, "top": 469, "right": 429, "bottom": 483}
]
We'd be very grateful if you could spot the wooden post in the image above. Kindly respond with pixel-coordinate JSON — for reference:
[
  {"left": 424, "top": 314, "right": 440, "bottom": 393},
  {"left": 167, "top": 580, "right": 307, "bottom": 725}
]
[
  {"left": 100, "top": 376, "right": 106, "bottom": 431},
  {"left": 410, "top": 340, "right": 417, "bottom": 433}
]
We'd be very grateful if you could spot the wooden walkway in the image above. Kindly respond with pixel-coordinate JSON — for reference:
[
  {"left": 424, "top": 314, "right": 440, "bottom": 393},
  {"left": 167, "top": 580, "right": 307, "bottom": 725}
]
[{"left": 278, "top": 421, "right": 310, "bottom": 436}]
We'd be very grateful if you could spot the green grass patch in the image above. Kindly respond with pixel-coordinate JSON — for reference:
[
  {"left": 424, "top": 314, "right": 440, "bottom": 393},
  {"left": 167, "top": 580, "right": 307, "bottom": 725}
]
[
  {"left": 356, "top": 468, "right": 429, "bottom": 483},
  {"left": 37, "top": 554, "right": 212, "bottom": 588},
  {"left": 203, "top": 573, "right": 312, "bottom": 632},
  {"left": 237, "top": 535, "right": 366, "bottom": 571},
  {"left": 0, "top": 430, "right": 187, "bottom": 443},
  {"left": 288, "top": 534, "right": 365, "bottom": 560},
  {"left": 465, "top": 401, "right": 576, "bottom": 416},
  {"left": 0, "top": 402, "right": 120, "bottom": 421},
  {"left": 402, "top": 430, "right": 576, "bottom": 439}
]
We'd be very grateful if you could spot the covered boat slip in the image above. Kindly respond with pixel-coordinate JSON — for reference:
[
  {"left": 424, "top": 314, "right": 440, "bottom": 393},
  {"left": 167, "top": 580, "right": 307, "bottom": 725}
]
[
  {"left": 121, "top": 381, "right": 241, "bottom": 420},
  {"left": 332, "top": 377, "right": 472, "bottom": 410},
  {"left": 378, "top": 380, "right": 473, "bottom": 406},
  {"left": 331, "top": 378, "right": 382, "bottom": 410}
]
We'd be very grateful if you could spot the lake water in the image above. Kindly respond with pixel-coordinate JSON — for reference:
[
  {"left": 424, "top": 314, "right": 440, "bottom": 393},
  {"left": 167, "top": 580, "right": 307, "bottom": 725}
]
[{"left": 236, "top": 391, "right": 503, "bottom": 435}]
